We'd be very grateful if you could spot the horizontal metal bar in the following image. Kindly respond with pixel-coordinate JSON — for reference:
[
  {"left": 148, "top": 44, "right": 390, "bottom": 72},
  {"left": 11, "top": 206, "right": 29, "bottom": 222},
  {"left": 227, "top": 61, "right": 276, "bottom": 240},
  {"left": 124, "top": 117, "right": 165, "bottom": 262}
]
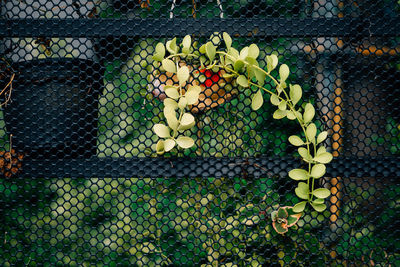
[
  {"left": 1, "top": 18, "right": 399, "bottom": 37},
  {"left": 10, "top": 156, "right": 400, "bottom": 178}
]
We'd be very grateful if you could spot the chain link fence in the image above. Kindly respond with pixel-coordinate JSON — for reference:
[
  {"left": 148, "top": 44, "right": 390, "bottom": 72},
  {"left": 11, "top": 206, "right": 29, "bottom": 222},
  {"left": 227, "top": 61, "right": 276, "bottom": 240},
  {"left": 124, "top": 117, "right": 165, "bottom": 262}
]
[{"left": 0, "top": 0, "right": 399, "bottom": 266}]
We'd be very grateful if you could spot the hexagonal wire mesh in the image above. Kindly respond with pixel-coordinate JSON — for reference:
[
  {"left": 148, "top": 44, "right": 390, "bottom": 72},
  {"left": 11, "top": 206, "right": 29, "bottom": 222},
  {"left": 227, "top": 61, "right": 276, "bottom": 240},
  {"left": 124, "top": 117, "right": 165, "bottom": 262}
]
[{"left": 0, "top": 0, "right": 399, "bottom": 266}]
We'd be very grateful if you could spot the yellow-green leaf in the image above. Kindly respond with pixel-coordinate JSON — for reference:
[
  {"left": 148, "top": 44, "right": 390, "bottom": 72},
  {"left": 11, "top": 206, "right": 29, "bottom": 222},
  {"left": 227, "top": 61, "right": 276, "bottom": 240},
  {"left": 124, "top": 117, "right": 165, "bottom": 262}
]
[
  {"left": 182, "top": 35, "right": 191, "bottom": 48},
  {"left": 223, "top": 32, "right": 232, "bottom": 48},
  {"left": 254, "top": 68, "right": 266, "bottom": 86},
  {"left": 293, "top": 201, "right": 307, "bottom": 213},
  {"left": 288, "top": 135, "right": 304, "bottom": 146},
  {"left": 270, "top": 95, "right": 280, "bottom": 106},
  {"left": 181, "top": 112, "right": 195, "bottom": 126},
  {"left": 153, "top": 124, "right": 170, "bottom": 138},
  {"left": 273, "top": 109, "right": 287, "bottom": 119},
  {"left": 177, "top": 66, "right": 190, "bottom": 86},
  {"left": 310, "top": 202, "right": 327, "bottom": 212},
  {"left": 166, "top": 37, "right": 178, "bottom": 54},
  {"left": 162, "top": 58, "right": 176, "bottom": 73},
  {"left": 205, "top": 42, "right": 216, "bottom": 62},
  {"left": 164, "top": 107, "right": 178, "bottom": 130},
  {"left": 185, "top": 85, "right": 201, "bottom": 105},
  {"left": 313, "top": 188, "right": 330, "bottom": 199},
  {"left": 178, "top": 97, "right": 188, "bottom": 109},
  {"left": 279, "top": 64, "right": 289, "bottom": 82},
  {"left": 306, "top": 123, "right": 317, "bottom": 142},
  {"left": 314, "top": 152, "right": 333, "bottom": 164},
  {"left": 176, "top": 136, "right": 195, "bottom": 149},
  {"left": 234, "top": 59, "right": 245, "bottom": 72},
  {"left": 156, "top": 140, "right": 165, "bottom": 155},
  {"left": 311, "top": 164, "right": 326, "bottom": 178},
  {"left": 248, "top": 44, "right": 259, "bottom": 58},
  {"left": 303, "top": 103, "right": 315, "bottom": 123},
  {"left": 237, "top": 75, "right": 249, "bottom": 87},
  {"left": 278, "top": 100, "right": 287, "bottom": 111},
  {"left": 317, "top": 131, "right": 328, "bottom": 144},
  {"left": 164, "top": 98, "right": 178, "bottom": 110},
  {"left": 290, "top": 84, "right": 302, "bottom": 106},
  {"left": 165, "top": 86, "right": 180, "bottom": 99},
  {"left": 295, "top": 182, "right": 309, "bottom": 200},
  {"left": 251, "top": 89, "right": 263, "bottom": 111},
  {"left": 288, "top": 169, "right": 309, "bottom": 181},
  {"left": 266, "top": 54, "right": 278, "bottom": 73},
  {"left": 164, "top": 138, "right": 176, "bottom": 152}
]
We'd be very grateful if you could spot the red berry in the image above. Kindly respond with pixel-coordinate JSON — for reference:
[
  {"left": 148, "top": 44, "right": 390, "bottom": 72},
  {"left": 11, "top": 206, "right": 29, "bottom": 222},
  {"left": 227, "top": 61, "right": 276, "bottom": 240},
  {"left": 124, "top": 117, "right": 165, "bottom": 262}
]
[
  {"left": 205, "top": 70, "right": 212, "bottom": 78},
  {"left": 205, "top": 79, "right": 213, "bottom": 87}
]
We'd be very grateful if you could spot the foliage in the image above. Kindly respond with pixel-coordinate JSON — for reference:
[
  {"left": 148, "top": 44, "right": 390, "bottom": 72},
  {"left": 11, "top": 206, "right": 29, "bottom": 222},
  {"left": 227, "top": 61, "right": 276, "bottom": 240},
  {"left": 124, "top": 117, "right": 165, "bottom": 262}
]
[{"left": 151, "top": 33, "right": 332, "bottom": 219}]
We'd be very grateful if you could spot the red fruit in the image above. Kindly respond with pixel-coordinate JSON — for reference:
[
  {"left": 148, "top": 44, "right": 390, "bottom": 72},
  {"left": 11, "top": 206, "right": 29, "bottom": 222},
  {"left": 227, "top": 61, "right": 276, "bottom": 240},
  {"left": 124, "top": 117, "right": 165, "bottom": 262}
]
[
  {"left": 205, "top": 70, "right": 212, "bottom": 78},
  {"left": 205, "top": 79, "right": 213, "bottom": 87}
]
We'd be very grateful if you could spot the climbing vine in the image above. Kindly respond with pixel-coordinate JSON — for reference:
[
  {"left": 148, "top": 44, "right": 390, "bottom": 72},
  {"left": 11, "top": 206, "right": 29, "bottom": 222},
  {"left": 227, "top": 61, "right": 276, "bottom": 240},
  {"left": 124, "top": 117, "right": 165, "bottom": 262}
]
[{"left": 150, "top": 33, "right": 333, "bottom": 233}]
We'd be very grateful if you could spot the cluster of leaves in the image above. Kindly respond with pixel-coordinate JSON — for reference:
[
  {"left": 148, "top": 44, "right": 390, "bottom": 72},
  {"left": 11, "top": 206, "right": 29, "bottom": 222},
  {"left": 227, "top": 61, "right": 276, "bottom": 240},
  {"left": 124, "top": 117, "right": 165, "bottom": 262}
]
[
  {"left": 152, "top": 36, "right": 201, "bottom": 154},
  {"left": 271, "top": 206, "right": 301, "bottom": 234},
  {"left": 152, "top": 32, "right": 332, "bottom": 218}
]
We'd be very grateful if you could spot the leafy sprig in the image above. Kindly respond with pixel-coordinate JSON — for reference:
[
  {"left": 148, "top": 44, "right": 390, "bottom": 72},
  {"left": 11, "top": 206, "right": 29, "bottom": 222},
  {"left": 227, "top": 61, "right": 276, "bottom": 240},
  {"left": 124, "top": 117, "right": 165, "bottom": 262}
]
[{"left": 151, "top": 33, "right": 332, "bottom": 214}]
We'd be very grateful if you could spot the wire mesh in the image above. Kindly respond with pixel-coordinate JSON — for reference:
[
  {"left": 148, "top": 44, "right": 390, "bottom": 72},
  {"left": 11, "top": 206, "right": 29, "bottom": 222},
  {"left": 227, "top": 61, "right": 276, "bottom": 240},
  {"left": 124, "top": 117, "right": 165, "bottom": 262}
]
[{"left": 0, "top": 0, "right": 399, "bottom": 266}]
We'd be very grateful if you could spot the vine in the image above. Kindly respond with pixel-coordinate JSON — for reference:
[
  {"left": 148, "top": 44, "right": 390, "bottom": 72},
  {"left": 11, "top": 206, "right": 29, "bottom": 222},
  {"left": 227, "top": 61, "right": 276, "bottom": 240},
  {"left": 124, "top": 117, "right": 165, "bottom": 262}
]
[{"left": 150, "top": 33, "right": 333, "bottom": 232}]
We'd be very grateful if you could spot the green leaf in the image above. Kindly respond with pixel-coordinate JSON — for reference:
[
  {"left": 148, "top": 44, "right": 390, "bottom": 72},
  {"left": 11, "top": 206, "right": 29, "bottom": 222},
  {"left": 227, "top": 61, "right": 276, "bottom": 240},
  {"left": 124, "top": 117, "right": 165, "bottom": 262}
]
[
  {"left": 177, "top": 66, "right": 190, "bottom": 86},
  {"left": 165, "top": 86, "right": 180, "bottom": 99},
  {"left": 313, "top": 198, "right": 324, "bottom": 204},
  {"left": 287, "top": 213, "right": 301, "bottom": 227},
  {"left": 251, "top": 89, "right": 263, "bottom": 111},
  {"left": 254, "top": 68, "right": 266, "bottom": 86},
  {"left": 180, "top": 112, "right": 195, "bottom": 127},
  {"left": 270, "top": 95, "right": 280, "bottom": 106},
  {"left": 182, "top": 35, "right": 191, "bottom": 49},
  {"left": 288, "top": 169, "right": 309, "bottom": 181},
  {"left": 156, "top": 42, "right": 165, "bottom": 55},
  {"left": 298, "top": 147, "right": 311, "bottom": 161},
  {"left": 313, "top": 188, "right": 330, "bottom": 199},
  {"left": 273, "top": 221, "right": 288, "bottom": 235},
  {"left": 279, "top": 64, "right": 289, "bottom": 82},
  {"left": 152, "top": 53, "right": 164, "bottom": 62},
  {"left": 205, "top": 42, "right": 216, "bottom": 62},
  {"left": 314, "top": 152, "right": 333, "bottom": 164},
  {"left": 166, "top": 38, "right": 178, "bottom": 54},
  {"left": 317, "top": 131, "right": 328, "bottom": 144},
  {"left": 223, "top": 32, "right": 232, "bottom": 48},
  {"left": 156, "top": 140, "right": 165, "bottom": 155},
  {"left": 176, "top": 136, "right": 195, "bottom": 149},
  {"left": 310, "top": 202, "right": 327, "bottom": 212},
  {"left": 237, "top": 75, "right": 249, "bottom": 87},
  {"left": 153, "top": 124, "right": 170, "bottom": 138},
  {"left": 164, "top": 98, "right": 178, "bottom": 110},
  {"left": 266, "top": 54, "right": 278, "bottom": 73},
  {"left": 289, "top": 84, "right": 302, "bottom": 106},
  {"left": 185, "top": 85, "right": 201, "bottom": 105},
  {"left": 286, "top": 111, "right": 297, "bottom": 120},
  {"left": 164, "top": 107, "right": 178, "bottom": 130},
  {"left": 303, "top": 103, "right": 315, "bottom": 124},
  {"left": 311, "top": 164, "right": 326, "bottom": 178},
  {"left": 199, "top": 44, "right": 206, "bottom": 54},
  {"left": 278, "top": 100, "right": 287, "bottom": 111},
  {"left": 162, "top": 59, "right": 176, "bottom": 73},
  {"left": 306, "top": 123, "right": 317, "bottom": 142},
  {"left": 239, "top": 46, "right": 249, "bottom": 59},
  {"left": 273, "top": 109, "right": 287, "bottom": 119},
  {"left": 316, "top": 146, "right": 326, "bottom": 156},
  {"left": 288, "top": 135, "right": 304, "bottom": 146},
  {"left": 228, "top": 47, "right": 239, "bottom": 60},
  {"left": 164, "top": 138, "right": 176, "bottom": 152},
  {"left": 234, "top": 59, "right": 245, "bottom": 72},
  {"left": 178, "top": 97, "right": 188, "bottom": 109},
  {"left": 295, "top": 182, "right": 309, "bottom": 200},
  {"left": 293, "top": 201, "right": 307, "bottom": 213},
  {"left": 277, "top": 208, "right": 288, "bottom": 219},
  {"left": 248, "top": 44, "right": 260, "bottom": 58}
]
